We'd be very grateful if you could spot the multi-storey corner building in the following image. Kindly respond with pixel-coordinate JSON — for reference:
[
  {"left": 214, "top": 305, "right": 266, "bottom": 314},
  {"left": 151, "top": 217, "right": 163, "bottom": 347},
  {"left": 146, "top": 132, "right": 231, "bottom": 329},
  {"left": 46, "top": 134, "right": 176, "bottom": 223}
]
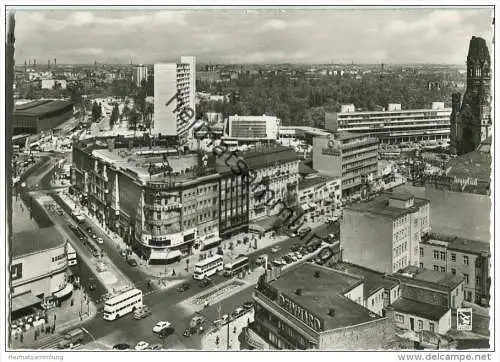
[
  {"left": 419, "top": 232, "right": 490, "bottom": 305},
  {"left": 72, "top": 138, "right": 220, "bottom": 263},
  {"left": 246, "top": 263, "right": 395, "bottom": 350},
  {"left": 11, "top": 227, "right": 73, "bottom": 320},
  {"left": 242, "top": 145, "right": 301, "bottom": 221},
  {"left": 153, "top": 56, "right": 196, "bottom": 141},
  {"left": 341, "top": 190, "right": 430, "bottom": 274},
  {"left": 134, "top": 64, "right": 148, "bottom": 87},
  {"left": 325, "top": 102, "right": 452, "bottom": 145},
  {"left": 312, "top": 132, "right": 379, "bottom": 197},
  {"left": 298, "top": 174, "right": 342, "bottom": 217}
]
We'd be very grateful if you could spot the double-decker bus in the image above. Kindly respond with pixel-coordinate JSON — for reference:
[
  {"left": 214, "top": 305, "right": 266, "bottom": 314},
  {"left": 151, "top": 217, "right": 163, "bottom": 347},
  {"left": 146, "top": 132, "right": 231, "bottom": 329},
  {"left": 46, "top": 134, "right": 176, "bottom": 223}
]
[
  {"left": 103, "top": 288, "right": 143, "bottom": 321},
  {"left": 193, "top": 255, "right": 223, "bottom": 280},
  {"left": 223, "top": 256, "right": 249, "bottom": 277}
]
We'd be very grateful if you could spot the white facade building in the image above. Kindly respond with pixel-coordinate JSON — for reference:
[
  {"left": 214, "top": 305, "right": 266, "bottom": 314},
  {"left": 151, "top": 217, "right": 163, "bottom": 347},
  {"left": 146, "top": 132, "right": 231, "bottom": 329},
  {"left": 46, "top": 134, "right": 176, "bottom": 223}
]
[
  {"left": 226, "top": 115, "right": 280, "bottom": 141},
  {"left": 153, "top": 56, "right": 196, "bottom": 140},
  {"left": 135, "top": 64, "right": 149, "bottom": 87}
]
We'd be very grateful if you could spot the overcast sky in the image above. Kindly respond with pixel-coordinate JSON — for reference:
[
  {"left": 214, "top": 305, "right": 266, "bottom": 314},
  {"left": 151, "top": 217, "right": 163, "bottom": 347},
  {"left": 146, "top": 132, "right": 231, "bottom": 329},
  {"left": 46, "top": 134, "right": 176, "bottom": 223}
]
[{"left": 14, "top": 7, "right": 493, "bottom": 65}]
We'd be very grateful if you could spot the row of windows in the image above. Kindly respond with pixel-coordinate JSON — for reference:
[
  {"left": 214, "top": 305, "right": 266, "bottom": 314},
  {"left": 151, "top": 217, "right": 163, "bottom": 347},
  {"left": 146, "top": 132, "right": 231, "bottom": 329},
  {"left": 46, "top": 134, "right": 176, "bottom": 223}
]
[
  {"left": 433, "top": 265, "right": 446, "bottom": 273},
  {"left": 52, "top": 254, "right": 66, "bottom": 262},
  {"left": 106, "top": 292, "right": 142, "bottom": 307},
  {"left": 394, "top": 314, "right": 435, "bottom": 333},
  {"left": 429, "top": 249, "right": 470, "bottom": 265},
  {"left": 393, "top": 256, "right": 408, "bottom": 272},
  {"left": 393, "top": 242, "right": 408, "bottom": 257}
]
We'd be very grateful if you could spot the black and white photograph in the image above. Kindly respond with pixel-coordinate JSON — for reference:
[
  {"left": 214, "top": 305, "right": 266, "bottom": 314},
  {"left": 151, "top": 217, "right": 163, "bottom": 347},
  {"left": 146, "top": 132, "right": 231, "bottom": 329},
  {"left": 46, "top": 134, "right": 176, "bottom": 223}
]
[{"left": 2, "top": 1, "right": 497, "bottom": 359}]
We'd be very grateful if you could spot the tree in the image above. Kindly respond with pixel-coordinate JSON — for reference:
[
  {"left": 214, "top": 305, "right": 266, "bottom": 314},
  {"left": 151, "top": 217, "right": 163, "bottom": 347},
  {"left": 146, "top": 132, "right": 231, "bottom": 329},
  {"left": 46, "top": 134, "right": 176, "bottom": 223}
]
[
  {"left": 91, "top": 101, "right": 100, "bottom": 123},
  {"left": 110, "top": 104, "right": 119, "bottom": 129},
  {"left": 128, "top": 110, "right": 139, "bottom": 130}
]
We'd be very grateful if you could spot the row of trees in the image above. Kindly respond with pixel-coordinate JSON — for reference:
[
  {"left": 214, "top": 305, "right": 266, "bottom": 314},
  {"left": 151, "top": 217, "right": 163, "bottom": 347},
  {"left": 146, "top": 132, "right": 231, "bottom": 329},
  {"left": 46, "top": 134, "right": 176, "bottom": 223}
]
[{"left": 197, "top": 71, "right": 462, "bottom": 127}]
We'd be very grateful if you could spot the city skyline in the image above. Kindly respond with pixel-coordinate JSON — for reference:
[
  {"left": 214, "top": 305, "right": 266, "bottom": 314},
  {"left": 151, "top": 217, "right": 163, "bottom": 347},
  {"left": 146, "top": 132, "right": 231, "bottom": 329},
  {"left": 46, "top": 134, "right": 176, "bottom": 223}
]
[{"left": 13, "top": 7, "right": 493, "bottom": 65}]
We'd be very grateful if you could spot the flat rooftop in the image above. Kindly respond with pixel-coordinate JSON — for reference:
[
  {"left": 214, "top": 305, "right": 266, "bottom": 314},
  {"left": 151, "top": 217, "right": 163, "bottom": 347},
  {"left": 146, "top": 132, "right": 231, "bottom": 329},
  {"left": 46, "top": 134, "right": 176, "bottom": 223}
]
[
  {"left": 14, "top": 100, "right": 73, "bottom": 117},
  {"left": 12, "top": 226, "right": 65, "bottom": 258},
  {"left": 298, "top": 175, "right": 338, "bottom": 191},
  {"left": 391, "top": 298, "right": 449, "bottom": 321},
  {"left": 91, "top": 147, "right": 216, "bottom": 183},
  {"left": 269, "top": 263, "right": 382, "bottom": 331},
  {"left": 332, "top": 262, "right": 399, "bottom": 298},
  {"left": 345, "top": 192, "right": 429, "bottom": 220},
  {"left": 388, "top": 266, "right": 464, "bottom": 292},
  {"left": 427, "top": 233, "right": 490, "bottom": 256}
]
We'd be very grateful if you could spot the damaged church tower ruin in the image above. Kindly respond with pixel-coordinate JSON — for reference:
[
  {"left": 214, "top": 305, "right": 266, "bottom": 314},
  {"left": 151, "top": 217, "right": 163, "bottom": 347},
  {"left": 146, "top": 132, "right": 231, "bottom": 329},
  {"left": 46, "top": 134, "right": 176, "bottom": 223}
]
[{"left": 450, "top": 36, "right": 492, "bottom": 155}]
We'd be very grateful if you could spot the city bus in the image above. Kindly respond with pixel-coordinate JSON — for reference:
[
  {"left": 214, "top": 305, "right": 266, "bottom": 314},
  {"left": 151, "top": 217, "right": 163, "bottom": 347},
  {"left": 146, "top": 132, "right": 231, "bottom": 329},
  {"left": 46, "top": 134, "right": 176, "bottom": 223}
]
[
  {"left": 67, "top": 243, "right": 77, "bottom": 266},
  {"left": 103, "top": 288, "right": 143, "bottom": 321},
  {"left": 193, "top": 255, "right": 223, "bottom": 280},
  {"left": 224, "top": 256, "right": 249, "bottom": 277}
]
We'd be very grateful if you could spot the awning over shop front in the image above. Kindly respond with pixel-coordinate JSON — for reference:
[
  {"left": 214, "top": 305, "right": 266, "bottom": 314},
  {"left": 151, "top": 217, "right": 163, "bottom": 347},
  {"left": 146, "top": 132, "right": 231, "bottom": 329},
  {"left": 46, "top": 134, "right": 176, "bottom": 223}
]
[
  {"left": 201, "top": 237, "right": 222, "bottom": 249},
  {"left": 53, "top": 283, "right": 74, "bottom": 299},
  {"left": 166, "top": 250, "right": 182, "bottom": 260},
  {"left": 11, "top": 292, "right": 42, "bottom": 312}
]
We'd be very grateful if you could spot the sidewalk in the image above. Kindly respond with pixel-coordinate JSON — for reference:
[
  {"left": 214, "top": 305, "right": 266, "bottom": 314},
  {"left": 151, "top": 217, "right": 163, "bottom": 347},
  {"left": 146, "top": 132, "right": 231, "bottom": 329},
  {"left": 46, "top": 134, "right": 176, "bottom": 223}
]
[
  {"left": 10, "top": 288, "right": 98, "bottom": 350},
  {"left": 41, "top": 193, "right": 134, "bottom": 294}
]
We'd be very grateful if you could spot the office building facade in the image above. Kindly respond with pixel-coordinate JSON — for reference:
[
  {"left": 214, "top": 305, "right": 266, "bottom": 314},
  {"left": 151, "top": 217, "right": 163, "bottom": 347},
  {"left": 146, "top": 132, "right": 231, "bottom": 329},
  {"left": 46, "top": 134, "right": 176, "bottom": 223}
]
[
  {"left": 153, "top": 56, "right": 196, "bottom": 140},
  {"left": 312, "top": 132, "right": 379, "bottom": 197},
  {"left": 134, "top": 64, "right": 148, "bottom": 87},
  {"left": 341, "top": 191, "right": 430, "bottom": 274},
  {"left": 226, "top": 115, "right": 280, "bottom": 142},
  {"left": 325, "top": 103, "right": 451, "bottom": 145}
]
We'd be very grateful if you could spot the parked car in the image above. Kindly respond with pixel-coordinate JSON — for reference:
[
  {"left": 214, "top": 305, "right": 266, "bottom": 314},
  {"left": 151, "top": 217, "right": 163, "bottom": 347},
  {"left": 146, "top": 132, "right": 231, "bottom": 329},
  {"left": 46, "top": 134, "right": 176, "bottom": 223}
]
[
  {"left": 231, "top": 307, "right": 244, "bottom": 318},
  {"left": 113, "top": 343, "right": 130, "bottom": 350},
  {"left": 133, "top": 305, "right": 152, "bottom": 320},
  {"left": 127, "top": 258, "right": 138, "bottom": 267},
  {"left": 56, "top": 328, "right": 84, "bottom": 349},
  {"left": 243, "top": 301, "right": 253, "bottom": 309},
  {"left": 295, "top": 252, "right": 303, "bottom": 259},
  {"left": 96, "top": 237, "right": 103, "bottom": 244},
  {"left": 282, "top": 255, "right": 293, "bottom": 264},
  {"left": 91, "top": 233, "right": 97, "bottom": 240},
  {"left": 119, "top": 249, "right": 127, "bottom": 257},
  {"left": 153, "top": 321, "right": 171, "bottom": 333},
  {"left": 221, "top": 314, "right": 230, "bottom": 323},
  {"left": 291, "top": 255, "right": 298, "bottom": 262},
  {"left": 177, "top": 283, "right": 191, "bottom": 292},
  {"left": 148, "top": 344, "right": 163, "bottom": 350},
  {"left": 134, "top": 341, "right": 149, "bottom": 350},
  {"left": 86, "top": 227, "right": 92, "bottom": 233}
]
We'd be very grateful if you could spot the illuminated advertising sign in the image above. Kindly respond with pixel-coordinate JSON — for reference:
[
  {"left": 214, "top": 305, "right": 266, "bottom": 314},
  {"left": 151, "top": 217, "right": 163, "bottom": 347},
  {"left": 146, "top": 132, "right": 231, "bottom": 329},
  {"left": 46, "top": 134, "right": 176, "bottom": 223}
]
[{"left": 279, "top": 294, "right": 323, "bottom": 331}]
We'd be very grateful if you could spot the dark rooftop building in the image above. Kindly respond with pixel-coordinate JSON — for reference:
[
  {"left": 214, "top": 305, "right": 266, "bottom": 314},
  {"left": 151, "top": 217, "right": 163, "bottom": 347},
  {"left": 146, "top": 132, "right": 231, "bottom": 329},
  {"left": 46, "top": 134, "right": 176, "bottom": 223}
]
[
  {"left": 13, "top": 99, "right": 74, "bottom": 135},
  {"left": 12, "top": 226, "right": 65, "bottom": 258}
]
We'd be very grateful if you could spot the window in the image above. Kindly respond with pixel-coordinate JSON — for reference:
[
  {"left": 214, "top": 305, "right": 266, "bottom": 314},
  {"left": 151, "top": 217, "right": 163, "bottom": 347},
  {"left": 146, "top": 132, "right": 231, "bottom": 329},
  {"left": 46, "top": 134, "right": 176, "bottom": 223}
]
[
  {"left": 463, "top": 256, "right": 469, "bottom": 265},
  {"left": 418, "top": 320, "right": 423, "bottom": 330},
  {"left": 440, "top": 266, "right": 446, "bottom": 273},
  {"left": 419, "top": 248, "right": 424, "bottom": 257},
  {"left": 464, "top": 274, "right": 469, "bottom": 284},
  {"left": 11, "top": 264, "right": 22, "bottom": 280},
  {"left": 419, "top": 262, "right": 424, "bottom": 268},
  {"left": 433, "top": 250, "right": 439, "bottom": 260},
  {"left": 395, "top": 314, "right": 404, "bottom": 323},
  {"left": 451, "top": 253, "right": 456, "bottom": 262},
  {"left": 451, "top": 268, "right": 456, "bottom": 275},
  {"left": 440, "top": 251, "right": 446, "bottom": 261},
  {"left": 476, "top": 276, "right": 481, "bottom": 285},
  {"left": 429, "top": 322, "right": 435, "bottom": 333},
  {"left": 433, "top": 265, "right": 439, "bottom": 271}
]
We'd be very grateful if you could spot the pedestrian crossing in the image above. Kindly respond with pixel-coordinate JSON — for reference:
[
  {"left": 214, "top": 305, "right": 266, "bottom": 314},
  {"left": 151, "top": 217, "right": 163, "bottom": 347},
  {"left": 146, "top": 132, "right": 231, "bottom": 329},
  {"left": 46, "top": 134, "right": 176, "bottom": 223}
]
[{"left": 35, "top": 335, "right": 66, "bottom": 350}]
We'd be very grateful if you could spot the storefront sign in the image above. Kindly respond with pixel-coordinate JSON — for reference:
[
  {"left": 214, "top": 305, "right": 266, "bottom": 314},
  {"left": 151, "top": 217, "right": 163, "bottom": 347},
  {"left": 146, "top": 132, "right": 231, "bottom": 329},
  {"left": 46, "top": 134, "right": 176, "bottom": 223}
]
[{"left": 279, "top": 294, "right": 323, "bottom": 331}]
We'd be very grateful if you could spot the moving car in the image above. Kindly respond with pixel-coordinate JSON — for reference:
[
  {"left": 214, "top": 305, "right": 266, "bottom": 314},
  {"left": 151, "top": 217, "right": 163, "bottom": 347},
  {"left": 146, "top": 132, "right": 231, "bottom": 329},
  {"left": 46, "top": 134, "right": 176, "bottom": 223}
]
[
  {"left": 153, "top": 321, "right": 171, "bottom": 333},
  {"left": 243, "top": 301, "right": 253, "bottom": 309},
  {"left": 56, "top": 328, "right": 84, "bottom": 349},
  {"left": 135, "top": 341, "right": 149, "bottom": 350},
  {"left": 133, "top": 305, "right": 152, "bottom": 320},
  {"left": 231, "top": 307, "right": 244, "bottom": 318},
  {"left": 91, "top": 233, "right": 97, "bottom": 240},
  {"left": 96, "top": 237, "right": 103, "bottom": 244},
  {"left": 255, "top": 254, "right": 268, "bottom": 265},
  {"left": 148, "top": 344, "right": 163, "bottom": 350},
  {"left": 221, "top": 314, "right": 230, "bottom": 323},
  {"left": 177, "top": 283, "right": 191, "bottom": 292},
  {"left": 270, "top": 246, "right": 281, "bottom": 253},
  {"left": 183, "top": 328, "right": 192, "bottom": 337},
  {"left": 127, "top": 258, "right": 138, "bottom": 267}
]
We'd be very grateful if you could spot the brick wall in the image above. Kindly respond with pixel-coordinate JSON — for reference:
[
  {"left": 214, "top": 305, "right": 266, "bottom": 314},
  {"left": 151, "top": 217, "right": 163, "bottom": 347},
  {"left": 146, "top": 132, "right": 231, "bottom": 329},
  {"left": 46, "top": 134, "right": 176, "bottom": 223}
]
[{"left": 318, "top": 317, "right": 395, "bottom": 350}]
